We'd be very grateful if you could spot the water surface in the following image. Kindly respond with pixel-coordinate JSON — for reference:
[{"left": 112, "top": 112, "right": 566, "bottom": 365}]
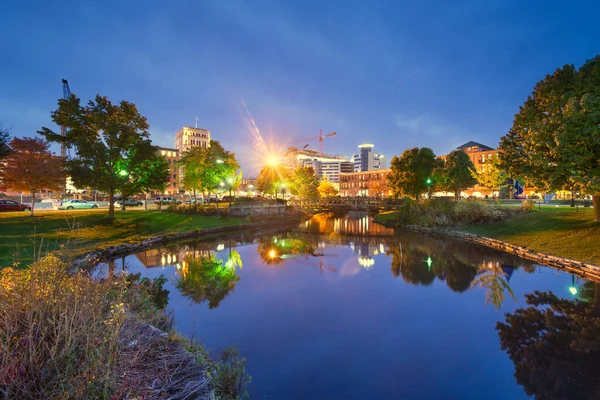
[{"left": 102, "top": 212, "right": 589, "bottom": 399}]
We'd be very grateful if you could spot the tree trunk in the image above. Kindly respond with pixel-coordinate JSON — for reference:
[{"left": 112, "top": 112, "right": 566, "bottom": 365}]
[
  {"left": 455, "top": 189, "right": 460, "bottom": 201},
  {"left": 593, "top": 194, "right": 599, "bottom": 222},
  {"left": 30, "top": 191, "right": 35, "bottom": 217},
  {"left": 108, "top": 191, "right": 115, "bottom": 221}
]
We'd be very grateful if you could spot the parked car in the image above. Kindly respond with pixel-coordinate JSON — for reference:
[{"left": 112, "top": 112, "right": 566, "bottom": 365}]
[
  {"left": 114, "top": 198, "right": 144, "bottom": 207},
  {"left": 185, "top": 197, "right": 204, "bottom": 204},
  {"left": 0, "top": 200, "right": 31, "bottom": 212},
  {"left": 57, "top": 199, "right": 99, "bottom": 210},
  {"left": 153, "top": 196, "right": 181, "bottom": 204}
]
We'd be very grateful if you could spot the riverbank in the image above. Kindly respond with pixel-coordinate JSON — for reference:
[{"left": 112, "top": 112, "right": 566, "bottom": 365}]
[
  {"left": 374, "top": 207, "right": 600, "bottom": 275},
  {"left": 0, "top": 209, "right": 309, "bottom": 267}
]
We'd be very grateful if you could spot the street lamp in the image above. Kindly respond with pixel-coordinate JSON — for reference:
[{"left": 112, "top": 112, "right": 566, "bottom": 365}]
[
  {"left": 280, "top": 183, "right": 286, "bottom": 200},
  {"left": 426, "top": 178, "right": 432, "bottom": 198}
]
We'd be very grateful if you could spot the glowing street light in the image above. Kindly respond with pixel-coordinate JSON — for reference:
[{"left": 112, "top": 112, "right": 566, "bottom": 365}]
[
  {"left": 266, "top": 154, "right": 280, "bottom": 167},
  {"left": 426, "top": 177, "right": 433, "bottom": 198},
  {"left": 425, "top": 256, "right": 433, "bottom": 270},
  {"left": 268, "top": 249, "right": 278, "bottom": 259}
]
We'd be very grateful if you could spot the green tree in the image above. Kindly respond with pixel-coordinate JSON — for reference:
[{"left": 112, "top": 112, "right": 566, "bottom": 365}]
[
  {"left": 497, "top": 287, "right": 600, "bottom": 399},
  {"left": 3, "top": 137, "right": 65, "bottom": 216},
  {"left": 499, "top": 55, "right": 600, "bottom": 221},
  {"left": 387, "top": 147, "right": 437, "bottom": 202},
  {"left": 289, "top": 166, "right": 319, "bottom": 198},
  {"left": 256, "top": 165, "right": 289, "bottom": 197},
  {"left": 443, "top": 150, "right": 477, "bottom": 200},
  {"left": 317, "top": 175, "right": 338, "bottom": 197},
  {"left": 470, "top": 263, "right": 515, "bottom": 309},
  {"left": 39, "top": 94, "right": 165, "bottom": 221},
  {"left": 470, "top": 154, "right": 508, "bottom": 196},
  {"left": 0, "top": 123, "right": 11, "bottom": 182},
  {"left": 179, "top": 140, "right": 239, "bottom": 199}
]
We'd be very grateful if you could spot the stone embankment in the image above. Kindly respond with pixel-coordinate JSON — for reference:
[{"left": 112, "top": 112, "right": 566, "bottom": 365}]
[
  {"left": 75, "top": 212, "right": 309, "bottom": 268},
  {"left": 401, "top": 225, "right": 600, "bottom": 281}
]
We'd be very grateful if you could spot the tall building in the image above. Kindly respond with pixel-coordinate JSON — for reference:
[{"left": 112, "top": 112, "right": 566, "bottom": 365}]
[
  {"left": 283, "top": 147, "right": 349, "bottom": 183},
  {"left": 351, "top": 144, "right": 386, "bottom": 172},
  {"left": 156, "top": 146, "right": 180, "bottom": 194},
  {"left": 174, "top": 126, "right": 210, "bottom": 153},
  {"left": 444, "top": 141, "right": 498, "bottom": 173}
]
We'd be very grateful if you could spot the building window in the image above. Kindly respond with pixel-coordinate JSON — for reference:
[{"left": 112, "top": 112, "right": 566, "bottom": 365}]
[{"left": 173, "top": 174, "right": 177, "bottom": 180}]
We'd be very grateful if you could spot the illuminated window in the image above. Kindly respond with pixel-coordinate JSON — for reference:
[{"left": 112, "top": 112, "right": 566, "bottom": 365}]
[{"left": 161, "top": 150, "right": 166, "bottom": 156}]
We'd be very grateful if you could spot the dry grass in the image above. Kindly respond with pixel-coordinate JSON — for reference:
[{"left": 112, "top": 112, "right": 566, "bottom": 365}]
[{"left": 0, "top": 254, "right": 215, "bottom": 399}]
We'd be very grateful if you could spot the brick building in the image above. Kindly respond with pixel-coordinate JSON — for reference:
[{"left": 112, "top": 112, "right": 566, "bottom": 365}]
[
  {"left": 156, "top": 146, "right": 180, "bottom": 194},
  {"left": 339, "top": 169, "right": 391, "bottom": 197}
]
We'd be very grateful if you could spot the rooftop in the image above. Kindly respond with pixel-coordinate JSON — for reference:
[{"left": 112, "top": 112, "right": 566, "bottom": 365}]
[{"left": 456, "top": 141, "right": 495, "bottom": 151}]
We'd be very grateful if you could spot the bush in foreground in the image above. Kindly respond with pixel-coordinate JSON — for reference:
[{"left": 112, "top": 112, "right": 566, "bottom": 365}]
[{"left": 0, "top": 255, "right": 249, "bottom": 399}]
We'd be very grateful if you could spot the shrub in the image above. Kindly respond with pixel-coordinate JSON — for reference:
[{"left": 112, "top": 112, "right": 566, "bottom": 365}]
[
  {"left": 521, "top": 200, "right": 536, "bottom": 212},
  {"left": 212, "top": 347, "right": 251, "bottom": 400},
  {"left": 0, "top": 255, "right": 215, "bottom": 399}
]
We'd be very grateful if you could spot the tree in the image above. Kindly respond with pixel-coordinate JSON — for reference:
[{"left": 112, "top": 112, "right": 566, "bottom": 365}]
[
  {"left": 470, "top": 154, "right": 508, "bottom": 196},
  {"left": 497, "top": 288, "right": 600, "bottom": 399},
  {"left": 317, "top": 175, "right": 338, "bottom": 197},
  {"left": 289, "top": 166, "right": 319, "bottom": 198},
  {"left": 256, "top": 165, "right": 289, "bottom": 197},
  {"left": 499, "top": 55, "right": 600, "bottom": 221},
  {"left": 3, "top": 137, "right": 65, "bottom": 216},
  {"left": 179, "top": 140, "right": 239, "bottom": 199},
  {"left": 0, "top": 123, "right": 11, "bottom": 182},
  {"left": 387, "top": 147, "right": 437, "bottom": 201},
  {"left": 443, "top": 150, "right": 477, "bottom": 200},
  {"left": 470, "top": 262, "right": 515, "bottom": 309},
  {"left": 39, "top": 94, "right": 165, "bottom": 221},
  {"left": 120, "top": 140, "right": 169, "bottom": 210}
]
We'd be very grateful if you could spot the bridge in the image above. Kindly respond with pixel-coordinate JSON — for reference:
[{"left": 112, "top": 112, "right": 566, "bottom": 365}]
[{"left": 288, "top": 196, "right": 404, "bottom": 211}]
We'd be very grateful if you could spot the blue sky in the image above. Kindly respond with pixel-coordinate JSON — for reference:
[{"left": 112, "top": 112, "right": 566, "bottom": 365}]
[{"left": 1, "top": 0, "right": 599, "bottom": 174}]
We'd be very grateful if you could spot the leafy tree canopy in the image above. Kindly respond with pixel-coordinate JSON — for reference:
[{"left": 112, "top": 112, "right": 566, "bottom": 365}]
[
  {"left": 39, "top": 94, "right": 167, "bottom": 220},
  {"left": 443, "top": 150, "right": 477, "bottom": 200},
  {"left": 289, "top": 166, "right": 319, "bottom": 198},
  {"left": 387, "top": 147, "right": 437, "bottom": 201},
  {"left": 470, "top": 154, "right": 509, "bottom": 194},
  {"left": 3, "top": 137, "right": 65, "bottom": 216},
  {"left": 178, "top": 140, "right": 239, "bottom": 196},
  {"left": 0, "top": 123, "right": 10, "bottom": 161},
  {"left": 317, "top": 175, "right": 338, "bottom": 198},
  {"left": 257, "top": 165, "right": 289, "bottom": 195},
  {"left": 499, "top": 55, "right": 600, "bottom": 220}
]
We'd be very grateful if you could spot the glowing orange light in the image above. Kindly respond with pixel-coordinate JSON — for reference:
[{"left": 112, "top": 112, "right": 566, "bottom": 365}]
[
  {"left": 266, "top": 154, "right": 280, "bottom": 167},
  {"left": 268, "top": 249, "right": 278, "bottom": 258}
]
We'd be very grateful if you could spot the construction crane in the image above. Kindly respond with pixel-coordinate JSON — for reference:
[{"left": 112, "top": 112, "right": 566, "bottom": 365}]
[
  {"left": 60, "top": 79, "right": 71, "bottom": 159},
  {"left": 293, "top": 129, "right": 337, "bottom": 156}
]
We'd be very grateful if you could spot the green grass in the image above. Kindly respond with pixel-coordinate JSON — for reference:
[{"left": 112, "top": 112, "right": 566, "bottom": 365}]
[
  {"left": 0, "top": 209, "right": 246, "bottom": 267},
  {"left": 460, "top": 207, "right": 600, "bottom": 264}
]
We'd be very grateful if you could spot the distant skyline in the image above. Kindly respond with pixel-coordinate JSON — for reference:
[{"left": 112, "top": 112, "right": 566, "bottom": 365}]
[{"left": 2, "top": 0, "right": 600, "bottom": 174}]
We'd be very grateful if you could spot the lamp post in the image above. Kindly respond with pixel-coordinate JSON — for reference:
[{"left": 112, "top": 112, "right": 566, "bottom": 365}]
[
  {"left": 281, "top": 183, "right": 286, "bottom": 201},
  {"left": 426, "top": 178, "right": 432, "bottom": 199}
]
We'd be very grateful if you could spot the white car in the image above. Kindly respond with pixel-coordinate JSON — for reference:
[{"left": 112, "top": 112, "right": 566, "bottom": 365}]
[{"left": 57, "top": 199, "right": 99, "bottom": 210}]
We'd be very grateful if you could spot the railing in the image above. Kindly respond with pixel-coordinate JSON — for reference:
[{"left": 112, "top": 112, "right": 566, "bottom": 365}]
[{"left": 289, "top": 197, "right": 404, "bottom": 211}]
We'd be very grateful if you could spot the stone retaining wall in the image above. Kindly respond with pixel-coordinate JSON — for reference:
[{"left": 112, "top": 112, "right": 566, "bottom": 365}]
[
  {"left": 401, "top": 225, "right": 600, "bottom": 282},
  {"left": 74, "top": 213, "right": 308, "bottom": 269}
]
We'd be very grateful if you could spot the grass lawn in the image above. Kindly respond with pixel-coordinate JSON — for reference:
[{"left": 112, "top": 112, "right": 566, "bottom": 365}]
[
  {"left": 461, "top": 207, "right": 600, "bottom": 265},
  {"left": 0, "top": 209, "right": 246, "bottom": 267}
]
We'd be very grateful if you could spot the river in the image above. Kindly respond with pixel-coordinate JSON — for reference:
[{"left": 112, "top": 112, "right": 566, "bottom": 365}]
[{"left": 99, "top": 211, "right": 592, "bottom": 399}]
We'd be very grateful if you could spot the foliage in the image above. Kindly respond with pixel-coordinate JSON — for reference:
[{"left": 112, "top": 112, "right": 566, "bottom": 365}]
[
  {"left": 317, "top": 175, "right": 338, "bottom": 197},
  {"left": 178, "top": 140, "right": 239, "bottom": 196},
  {"left": 39, "top": 94, "right": 167, "bottom": 221},
  {"left": 0, "top": 122, "right": 10, "bottom": 164},
  {"left": 0, "top": 254, "right": 220, "bottom": 399},
  {"left": 470, "top": 154, "right": 508, "bottom": 194},
  {"left": 289, "top": 166, "right": 319, "bottom": 198},
  {"left": 520, "top": 199, "right": 535, "bottom": 212},
  {"left": 176, "top": 252, "right": 241, "bottom": 308},
  {"left": 256, "top": 165, "right": 289, "bottom": 196},
  {"left": 499, "top": 55, "right": 600, "bottom": 221},
  {"left": 373, "top": 198, "right": 507, "bottom": 228},
  {"left": 2, "top": 137, "right": 65, "bottom": 216},
  {"left": 497, "top": 288, "right": 600, "bottom": 399},
  {"left": 212, "top": 347, "right": 251, "bottom": 400},
  {"left": 443, "top": 150, "right": 477, "bottom": 200},
  {"left": 387, "top": 147, "right": 437, "bottom": 201}
]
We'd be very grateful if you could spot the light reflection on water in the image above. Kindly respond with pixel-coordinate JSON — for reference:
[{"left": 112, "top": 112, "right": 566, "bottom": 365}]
[{"left": 98, "top": 212, "right": 595, "bottom": 400}]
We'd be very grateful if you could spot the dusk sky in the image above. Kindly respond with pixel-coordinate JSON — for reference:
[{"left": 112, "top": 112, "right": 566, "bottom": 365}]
[{"left": 2, "top": 0, "right": 599, "bottom": 174}]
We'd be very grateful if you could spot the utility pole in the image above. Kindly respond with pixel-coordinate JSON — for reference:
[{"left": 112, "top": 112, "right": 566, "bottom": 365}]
[{"left": 60, "top": 79, "right": 71, "bottom": 159}]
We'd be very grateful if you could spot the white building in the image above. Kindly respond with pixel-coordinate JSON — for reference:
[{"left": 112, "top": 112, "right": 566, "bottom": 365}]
[
  {"left": 351, "top": 144, "right": 386, "bottom": 172},
  {"left": 284, "top": 147, "right": 351, "bottom": 183},
  {"left": 175, "top": 126, "right": 210, "bottom": 153}
]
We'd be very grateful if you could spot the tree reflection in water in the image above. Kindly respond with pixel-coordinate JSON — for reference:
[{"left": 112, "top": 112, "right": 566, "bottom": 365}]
[
  {"left": 257, "top": 235, "right": 317, "bottom": 265},
  {"left": 497, "top": 282, "right": 600, "bottom": 400},
  {"left": 176, "top": 249, "right": 242, "bottom": 309},
  {"left": 385, "top": 232, "right": 529, "bottom": 307}
]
